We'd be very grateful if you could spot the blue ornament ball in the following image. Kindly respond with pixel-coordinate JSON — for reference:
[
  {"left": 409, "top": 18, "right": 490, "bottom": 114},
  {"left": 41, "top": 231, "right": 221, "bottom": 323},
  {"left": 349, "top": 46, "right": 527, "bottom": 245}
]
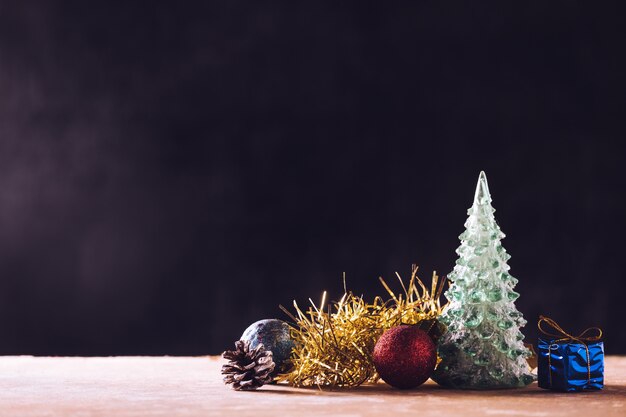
[{"left": 241, "top": 319, "right": 295, "bottom": 374}]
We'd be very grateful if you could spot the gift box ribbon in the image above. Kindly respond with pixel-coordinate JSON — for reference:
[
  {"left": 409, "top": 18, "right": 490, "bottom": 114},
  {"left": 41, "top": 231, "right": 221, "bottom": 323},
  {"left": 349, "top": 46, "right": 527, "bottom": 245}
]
[{"left": 537, "top": 315, "right": 602, "bottom": 386}]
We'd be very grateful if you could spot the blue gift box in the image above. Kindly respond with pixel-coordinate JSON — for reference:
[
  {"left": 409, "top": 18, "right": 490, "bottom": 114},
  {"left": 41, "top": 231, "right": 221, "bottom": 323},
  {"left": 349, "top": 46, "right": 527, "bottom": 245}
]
[
  {"left": 537, "top": 338, "right": 604, "bottom": 391},
  {"left": 537, "top": 316, "right": 604, "bottom": 392}
]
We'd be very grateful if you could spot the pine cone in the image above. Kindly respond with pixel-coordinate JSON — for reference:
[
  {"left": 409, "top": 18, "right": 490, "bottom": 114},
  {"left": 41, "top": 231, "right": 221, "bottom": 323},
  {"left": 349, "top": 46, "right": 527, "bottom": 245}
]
[{"left": 222, "top": 340, "right": 275, "bottom": 390}]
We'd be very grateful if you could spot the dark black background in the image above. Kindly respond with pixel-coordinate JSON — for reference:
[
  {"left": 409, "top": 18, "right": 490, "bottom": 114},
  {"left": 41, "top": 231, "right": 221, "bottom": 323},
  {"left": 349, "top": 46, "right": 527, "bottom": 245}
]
[{"left": 0, "top": 2, "right": 624, "bottom": 355}]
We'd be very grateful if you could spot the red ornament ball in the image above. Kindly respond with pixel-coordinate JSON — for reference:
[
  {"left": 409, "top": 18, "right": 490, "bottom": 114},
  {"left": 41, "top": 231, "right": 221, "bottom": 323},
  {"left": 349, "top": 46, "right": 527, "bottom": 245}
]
[{"left": 372, "top": 325, "right": 437, "bottom": 389}]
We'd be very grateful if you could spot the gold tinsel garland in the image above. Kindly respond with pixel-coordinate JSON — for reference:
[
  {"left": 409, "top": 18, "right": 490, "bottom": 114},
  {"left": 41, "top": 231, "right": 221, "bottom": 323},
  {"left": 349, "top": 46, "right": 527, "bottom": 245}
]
[{"left": 278, "top": 265, "right": 447, "bottom": 388}]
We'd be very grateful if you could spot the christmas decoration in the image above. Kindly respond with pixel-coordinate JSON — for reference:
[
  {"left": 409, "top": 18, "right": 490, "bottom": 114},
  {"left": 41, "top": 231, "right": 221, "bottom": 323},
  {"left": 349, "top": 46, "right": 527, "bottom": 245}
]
[
  {"left": 378, "top": 266, "right": 448, "bottom": 344},
  {"left": 278, "top": 267, "right": 446, "bottom": 388},
  {"left": 221, "top": 340, "right": 275, "bottom": 390},
  {"left": 537, "top": 316, "right": 604, "bottom": 392},
  {"left": 241, "top": 319, "right": 295, "bottom": 374},
  {"left": 280, "top": 291, "right": 379, "bottom": 388},
  {"left": 432, "top": 171, "right": 534, "bottom": 389},
  {"left": 372, "top": 325, "right": 437, "bottom": 389}
]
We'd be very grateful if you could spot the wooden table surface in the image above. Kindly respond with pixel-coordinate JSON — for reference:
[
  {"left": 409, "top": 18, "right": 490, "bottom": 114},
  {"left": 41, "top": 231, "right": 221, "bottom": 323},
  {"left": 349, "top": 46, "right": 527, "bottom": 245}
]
[{"left": 0, "top": 356, "right": 624, "bottom": 416}]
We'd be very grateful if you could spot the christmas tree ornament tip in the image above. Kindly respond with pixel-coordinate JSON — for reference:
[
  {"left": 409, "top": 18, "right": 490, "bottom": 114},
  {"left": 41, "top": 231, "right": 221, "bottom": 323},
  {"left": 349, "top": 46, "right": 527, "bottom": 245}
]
[{"left": 473, "top": 171, "right": 492, "bottom": 205}]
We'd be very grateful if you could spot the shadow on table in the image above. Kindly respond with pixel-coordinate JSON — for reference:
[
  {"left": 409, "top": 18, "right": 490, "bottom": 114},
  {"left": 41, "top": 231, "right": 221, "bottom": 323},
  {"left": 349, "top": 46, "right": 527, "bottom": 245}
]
[
  {"left": 342, "top": 383, "right": 626, "bottom": 398},
  {"left": 263, "top": 383, "right": 626, "bottom": 398}
]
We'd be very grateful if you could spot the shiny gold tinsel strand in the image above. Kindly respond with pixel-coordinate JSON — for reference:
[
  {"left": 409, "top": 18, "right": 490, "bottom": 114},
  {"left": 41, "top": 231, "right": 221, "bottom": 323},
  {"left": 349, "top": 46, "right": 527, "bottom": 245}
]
[{"left": 279, "top": 265, "right": 447, "bottom": 388}]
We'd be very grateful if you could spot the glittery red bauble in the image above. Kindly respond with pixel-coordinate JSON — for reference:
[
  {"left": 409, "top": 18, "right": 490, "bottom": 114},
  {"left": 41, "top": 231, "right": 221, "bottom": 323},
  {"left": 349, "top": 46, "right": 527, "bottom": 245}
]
[{"left": 372, "top": 325, "right": 437, "bottom": 389}]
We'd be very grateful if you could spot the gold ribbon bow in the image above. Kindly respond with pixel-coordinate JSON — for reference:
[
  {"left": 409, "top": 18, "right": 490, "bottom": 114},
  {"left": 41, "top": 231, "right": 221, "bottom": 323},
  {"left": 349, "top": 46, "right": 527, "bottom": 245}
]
[{"left": 537, "top": 315, "right": 602, "bottom": 386}]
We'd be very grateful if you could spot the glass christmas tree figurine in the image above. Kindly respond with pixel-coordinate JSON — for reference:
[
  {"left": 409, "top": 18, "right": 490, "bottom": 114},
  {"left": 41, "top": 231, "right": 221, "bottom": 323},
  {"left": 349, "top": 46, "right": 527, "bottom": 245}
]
[{"left": 432, "top": 171, "right": 534, "bottom": 389}]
